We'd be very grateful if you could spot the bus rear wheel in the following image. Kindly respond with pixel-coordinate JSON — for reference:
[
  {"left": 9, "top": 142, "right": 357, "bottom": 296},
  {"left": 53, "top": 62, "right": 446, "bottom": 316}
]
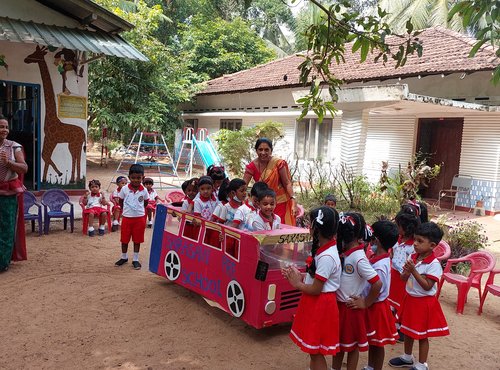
[{"left": 226, "top": 280, "right": 245, "bottom": 317}]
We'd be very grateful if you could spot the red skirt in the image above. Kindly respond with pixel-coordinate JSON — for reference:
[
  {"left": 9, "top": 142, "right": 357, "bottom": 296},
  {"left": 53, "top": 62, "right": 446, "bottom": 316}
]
[
  {"left": 290, "top": 292, "right": 340, "bottom": 355},
  {"left": 388, "top": 268, "right": 406, "bottom": 315},
  {"left": 83, "top": 207, "right": 107, "bottom": 216},
  {"left": 338, "top": 301, "right": 369, "bottom": 352},
  {"left": 399, "top": 295, "right": 449, "bottom": 340},
  {"left": 365, "top": 300, "right": 398, "bottom": 347}
]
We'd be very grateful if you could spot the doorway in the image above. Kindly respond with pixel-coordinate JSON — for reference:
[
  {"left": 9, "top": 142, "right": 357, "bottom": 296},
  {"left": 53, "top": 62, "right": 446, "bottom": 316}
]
[
  {"left": 416, "top": 118, "right": 464, "bottom": 199},
  {"left": 0, "top": 81, "right": 40, "bottom": 190}
]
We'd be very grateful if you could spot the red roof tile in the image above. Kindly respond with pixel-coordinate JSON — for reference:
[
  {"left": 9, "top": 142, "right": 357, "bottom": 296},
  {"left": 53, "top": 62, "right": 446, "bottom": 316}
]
[{"left": 198, "top": 27, "right": 499, "bottom": 96}]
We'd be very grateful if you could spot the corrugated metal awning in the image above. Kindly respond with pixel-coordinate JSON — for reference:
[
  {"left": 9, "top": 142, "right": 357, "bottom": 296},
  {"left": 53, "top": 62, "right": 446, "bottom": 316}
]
[{"left": 0, "top": 16, "right": 148, "bottom": 62}]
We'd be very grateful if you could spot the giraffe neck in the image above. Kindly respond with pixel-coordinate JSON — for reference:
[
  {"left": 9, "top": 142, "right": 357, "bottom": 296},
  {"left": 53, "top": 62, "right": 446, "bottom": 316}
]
[{"left": 37, "top": 58, "right": 59, "bottom": 122}]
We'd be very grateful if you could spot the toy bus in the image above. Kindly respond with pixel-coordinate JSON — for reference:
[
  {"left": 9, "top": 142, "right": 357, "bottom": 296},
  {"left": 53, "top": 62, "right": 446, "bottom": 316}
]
[{"left": 149, "top": 204, "right": 312, "bottom": 329}]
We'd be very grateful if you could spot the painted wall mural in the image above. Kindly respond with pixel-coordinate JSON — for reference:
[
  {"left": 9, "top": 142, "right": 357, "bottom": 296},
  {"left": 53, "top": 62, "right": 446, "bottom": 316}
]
[{"left": 24, "top": 45, "right": 86, "bottom": 188}]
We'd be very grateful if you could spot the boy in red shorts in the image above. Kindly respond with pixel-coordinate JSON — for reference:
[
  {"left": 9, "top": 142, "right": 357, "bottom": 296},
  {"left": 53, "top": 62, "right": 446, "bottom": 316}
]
[{"left": 115, "top": 164, "right": 149, "bottom": 270}]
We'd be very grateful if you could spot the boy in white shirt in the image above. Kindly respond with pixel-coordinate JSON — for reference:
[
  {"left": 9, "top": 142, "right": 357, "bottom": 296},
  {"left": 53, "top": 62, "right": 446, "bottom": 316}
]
[{"left": 115, "top": 164, "right": 149, "bottom": 270}]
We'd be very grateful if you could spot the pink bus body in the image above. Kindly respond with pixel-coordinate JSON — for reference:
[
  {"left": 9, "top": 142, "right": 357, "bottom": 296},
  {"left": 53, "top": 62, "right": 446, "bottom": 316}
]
[{"left": 149, "top": 204, "right": 311, "bottom": 329}]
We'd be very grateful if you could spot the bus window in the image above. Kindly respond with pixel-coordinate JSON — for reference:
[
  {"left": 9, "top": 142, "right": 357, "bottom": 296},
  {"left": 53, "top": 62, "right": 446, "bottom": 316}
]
[
  {"left": 203, "top": 227, "right": 222, "bottom": 249},
  {"left": 182, "top": 219, "right": 201, "bottom": 241},
  {"left": 259, "top": 242, "right": 311, "bottom": 269},
  {"left": 225, "top": 235, "right": 240, "bottom": 261},
  {"left": 164, "top": 212, "right": 180, "bottom": 235}
]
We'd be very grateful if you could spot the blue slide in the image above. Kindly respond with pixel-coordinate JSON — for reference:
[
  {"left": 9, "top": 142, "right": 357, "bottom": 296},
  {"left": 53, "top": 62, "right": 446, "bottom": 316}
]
[{"left": 192, "top": 136, "right": 223, "bottom": 169}]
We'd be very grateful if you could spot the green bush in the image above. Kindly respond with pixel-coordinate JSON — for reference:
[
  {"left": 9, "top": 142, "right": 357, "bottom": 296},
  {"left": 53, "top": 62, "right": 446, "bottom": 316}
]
[{"left": 436, "top": 217, "right": 489, "bottom": 274}]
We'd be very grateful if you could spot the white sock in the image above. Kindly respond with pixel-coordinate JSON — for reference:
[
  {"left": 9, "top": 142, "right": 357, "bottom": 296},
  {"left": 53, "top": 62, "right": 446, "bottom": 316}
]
[
  {"left": 88, "top": 226, "right": 95, "bottom": 232},
  {"left": 148, "top": 220, "right": 153, "bottom": 225},
  {"left": 402, "top": 353, "right": 413, "bottom": 362},
  {"left": 415, "top": 362, "right": 428, "bottom": 370},
  {"left": 121, "top": 253, "right": 128, "bottom": 260},
  {"left": 113, "top": 220, "right": 119, "bottom": 225},
  {"left": 133, "top": 252, "right": 139, "bottom": 262},
  {"left": 364, "top": 366, "right": 374, "bottom": 370},
  {"left": 99, "top": 225, "right": 105, "bottom": 230}
]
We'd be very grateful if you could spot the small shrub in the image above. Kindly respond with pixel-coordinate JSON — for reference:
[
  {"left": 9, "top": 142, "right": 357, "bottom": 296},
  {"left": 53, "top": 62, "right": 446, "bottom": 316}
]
[{"left": 439, "top": 218, "right": 489, "bottom": 274}]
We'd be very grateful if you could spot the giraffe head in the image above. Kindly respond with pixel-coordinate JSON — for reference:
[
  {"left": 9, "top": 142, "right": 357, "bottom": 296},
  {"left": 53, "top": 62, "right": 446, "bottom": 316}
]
[{"left": 24, "top": 45, "right": 48, "bottom": 64}]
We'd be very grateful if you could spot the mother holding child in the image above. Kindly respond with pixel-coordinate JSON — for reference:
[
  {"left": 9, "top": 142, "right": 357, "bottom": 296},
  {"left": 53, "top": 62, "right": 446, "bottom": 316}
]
[{"left": 243, "top": 138, "right": 297, "bottom": 226}]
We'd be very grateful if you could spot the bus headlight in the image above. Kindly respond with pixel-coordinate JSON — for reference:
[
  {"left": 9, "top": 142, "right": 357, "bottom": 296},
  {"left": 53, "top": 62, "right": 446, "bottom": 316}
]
[{"left": 265, "top": 300, "right": 276, "bottom": 315}]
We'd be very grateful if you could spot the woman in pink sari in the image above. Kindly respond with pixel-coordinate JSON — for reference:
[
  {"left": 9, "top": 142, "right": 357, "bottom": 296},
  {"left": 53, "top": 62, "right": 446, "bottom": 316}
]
[
  {"left": 243, "top": 138, "right": 297, "bottom": 225},
  {"left": 0, "top": 115, "right": 27, "bottom": 272}
]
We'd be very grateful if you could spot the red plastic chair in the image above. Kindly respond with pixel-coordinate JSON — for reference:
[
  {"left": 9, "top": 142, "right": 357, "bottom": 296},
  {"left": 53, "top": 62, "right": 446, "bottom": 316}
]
[
  {"left": 437, "top": 251, "right": 496, "bottom": 314},
  {"left": 434, "top": 240, "right": 451, "bottom": 262},
  {"left": 478, "top": 268, "right": 500, "bottom": 315},
  {"left": 79, "top": 196, "right": 112, "bottom": 235},
  {"left": 166, "top": 190, "right": 185, "bottom": 204}
]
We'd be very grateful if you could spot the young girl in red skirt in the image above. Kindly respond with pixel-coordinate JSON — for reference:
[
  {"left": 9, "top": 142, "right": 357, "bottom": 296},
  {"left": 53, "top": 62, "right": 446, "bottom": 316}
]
[
  {"left": 389, "top": 207, "right": 420, "bottom": 340},
  {"left": 82, "top": 179, "right": 109, "bottom": 237},
  {"left": 359, "top": 220, "right": 400, "bottom": 370},
  {"left": 333, "top": 212, "right": 382, "bottom": 370},
  {"left": 389, "top": 222, "right": 449, "bottom": 370},
  {"left": 282, "top": 206, "right": 341, "bottom": 370}
]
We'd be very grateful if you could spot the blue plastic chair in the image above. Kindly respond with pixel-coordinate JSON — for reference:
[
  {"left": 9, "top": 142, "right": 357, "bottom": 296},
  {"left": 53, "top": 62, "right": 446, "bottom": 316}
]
[
  {"left": 41, "top": 189, "right": 74, "bottom": 234},
  {"left": 23, "top": 191, "right": 43, "bottom": 236}
]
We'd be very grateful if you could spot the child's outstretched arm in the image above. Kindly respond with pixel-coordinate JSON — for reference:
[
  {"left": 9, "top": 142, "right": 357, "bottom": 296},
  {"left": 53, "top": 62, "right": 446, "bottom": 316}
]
[{"left": 403, "top": 259, "right": 435, "bottom": 291}]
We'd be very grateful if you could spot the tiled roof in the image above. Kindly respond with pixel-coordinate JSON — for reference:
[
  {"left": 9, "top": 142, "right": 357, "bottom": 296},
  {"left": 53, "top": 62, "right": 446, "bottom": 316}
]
[{"left": 198, "top": 27, "right": 499, "bottom": 95}]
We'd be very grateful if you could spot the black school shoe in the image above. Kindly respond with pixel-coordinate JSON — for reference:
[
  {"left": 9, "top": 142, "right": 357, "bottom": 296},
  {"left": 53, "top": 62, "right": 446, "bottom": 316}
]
[
  {"left": 132, "top": 261, "right": 141, "bottom": 270},
  {"left": 88, "top": 230, "right": 95, "bottom": 237},
  {"left": 388, "top": 356, "right": 414, "bottom": 368},
  {"left": 98, "top": 229, "right": 105, "bottom": 236},
  {"left": 115, "top": 258, "right": 128, "bottom": 266},
  {"left": 111, "top": 224, "right": 119, "bottom": 232}
]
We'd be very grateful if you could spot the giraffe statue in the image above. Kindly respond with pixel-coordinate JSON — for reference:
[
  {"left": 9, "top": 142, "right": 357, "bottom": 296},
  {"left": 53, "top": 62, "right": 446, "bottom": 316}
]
[{"left": 24, "top": 45, "right": 86, "bottom": 184}]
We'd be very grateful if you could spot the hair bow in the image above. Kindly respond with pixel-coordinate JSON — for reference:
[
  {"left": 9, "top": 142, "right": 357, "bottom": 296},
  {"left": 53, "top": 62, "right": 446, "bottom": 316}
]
[
  {"left": 365, "top": 224, "right": 374, "bottom": 239},
  {"left": 315, "top": 209, "right": 324, "bottom": 225},
  {"left": 339, "top": 212, "right": 356, "bottom": 226}
]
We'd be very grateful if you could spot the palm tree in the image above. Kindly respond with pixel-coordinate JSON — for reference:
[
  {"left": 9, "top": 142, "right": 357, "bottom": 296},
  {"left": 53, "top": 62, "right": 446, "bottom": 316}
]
[{"left": 378, "top": 0, "right": 467, "bottom": 33}]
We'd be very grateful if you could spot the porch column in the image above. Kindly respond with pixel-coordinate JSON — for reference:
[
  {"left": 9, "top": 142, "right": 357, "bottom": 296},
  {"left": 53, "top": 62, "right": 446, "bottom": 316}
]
[{"left": 340, "top": 109, "right": 369, "bottom": 174}]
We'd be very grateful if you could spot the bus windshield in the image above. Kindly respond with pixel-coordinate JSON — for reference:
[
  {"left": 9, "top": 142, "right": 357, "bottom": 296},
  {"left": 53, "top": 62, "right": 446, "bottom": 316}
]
[{"left": 259, "top": 241, "right": 312, "bottom": 270}]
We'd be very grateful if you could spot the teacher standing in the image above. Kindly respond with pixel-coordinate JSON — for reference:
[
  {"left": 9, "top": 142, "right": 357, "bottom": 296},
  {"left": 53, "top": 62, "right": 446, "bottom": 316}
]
[
  {"left": 0, "top": 115, "right": 28, "bottom": 272},
  {"left": 243, "top": 138, "right": 297, "bottom": 225}
]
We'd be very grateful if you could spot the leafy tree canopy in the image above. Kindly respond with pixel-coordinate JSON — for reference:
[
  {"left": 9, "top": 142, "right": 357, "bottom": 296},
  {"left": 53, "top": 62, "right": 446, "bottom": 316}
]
[
  {"left": 88, "top": 0, "right": 200, "bottom": 143},
  {"left": 180, "top": 15, "right": 276, "bottom": 79}
]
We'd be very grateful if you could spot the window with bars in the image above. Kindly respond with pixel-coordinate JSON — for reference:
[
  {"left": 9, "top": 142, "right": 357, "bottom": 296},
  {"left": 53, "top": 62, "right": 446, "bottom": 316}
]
[
  {"left": 294, "top": 118, "right": 332, "bottom": 160},
  {"left": 220, "top": 119, "right": 242, "bottom": 131}
]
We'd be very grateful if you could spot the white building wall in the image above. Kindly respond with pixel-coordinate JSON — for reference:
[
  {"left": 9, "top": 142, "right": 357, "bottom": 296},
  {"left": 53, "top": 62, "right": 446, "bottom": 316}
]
[
  {"left": 363, "top": 114, "right": 417, "bottom": 183},
  {"left": 0, "top": 40, "right": 88, "bottom": 188}
]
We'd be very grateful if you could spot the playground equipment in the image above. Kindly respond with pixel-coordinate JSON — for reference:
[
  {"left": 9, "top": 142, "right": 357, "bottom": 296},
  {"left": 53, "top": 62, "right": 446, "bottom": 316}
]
[
  {"left": 108, "top": 131, "right": 177, "bottom": 190},
  {"left": 176, "top": 128, "right": 223, "bottom": 179}
]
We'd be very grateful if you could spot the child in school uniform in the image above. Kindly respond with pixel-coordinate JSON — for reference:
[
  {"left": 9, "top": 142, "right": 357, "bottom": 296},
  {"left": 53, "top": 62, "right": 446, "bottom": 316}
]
[
  {"left": 212, "top": 178, "right": 247, "bottom": 225},
  {"left": 115, "top": 164, "right": 149, "bottom": 270},
  {"left": 282, "top": 206, "right": 341, "bottom": 370},
  {"left": 360, "top": 220, "right": 400, "bottom": 370},
  {"left": 143, "top": 177, "right": 160, "bottom": 228},
  {"left": 82, "top": 179, "right": 109, "bottom": 237},
  {"left": 332, "top": 212, "right": 382, "bottom": 370},
  {"left": 235, "top": 181, "right": 268, "bottom": 230},
  {"left": 207, "top": 164, "right": 227, "bottom": 199},
  {"left": 191, "top": 176, "right": 218, "bottom": 220},
  {"left": 111, "top": 176, "right": 127, "bottom": 232},
  {"left": 180, "top": 177, "right": 198, "bottom": 211},
  {"left": 388, "top": 207, "right": 421, "bottom": 340},
  {"left": 248, "top": 188, "right": 281, "bottom": 231},
  {"left": 388, "top": 222, "right": 449, "bottom": 370}
]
